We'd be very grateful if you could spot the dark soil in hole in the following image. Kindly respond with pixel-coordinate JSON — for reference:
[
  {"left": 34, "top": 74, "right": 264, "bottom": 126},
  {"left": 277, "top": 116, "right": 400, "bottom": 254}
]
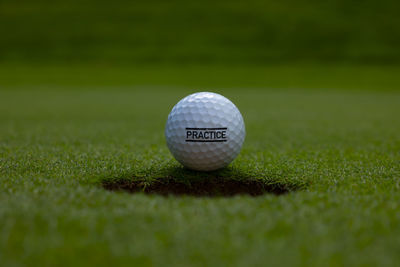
[{"left": 102, "top": 168, "right": 300, "bottom": 197}]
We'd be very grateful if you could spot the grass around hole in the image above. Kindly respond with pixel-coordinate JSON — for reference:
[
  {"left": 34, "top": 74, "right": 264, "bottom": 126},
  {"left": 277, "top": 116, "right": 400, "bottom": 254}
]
[{"left": 2, "top": 86, "right": 400, "bottom": 266}]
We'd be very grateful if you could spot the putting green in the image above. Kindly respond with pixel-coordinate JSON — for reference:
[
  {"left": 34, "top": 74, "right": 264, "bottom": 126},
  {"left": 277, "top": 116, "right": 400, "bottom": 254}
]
[{"left": 1, "top": 64, "right": 399, "bottom": 266}]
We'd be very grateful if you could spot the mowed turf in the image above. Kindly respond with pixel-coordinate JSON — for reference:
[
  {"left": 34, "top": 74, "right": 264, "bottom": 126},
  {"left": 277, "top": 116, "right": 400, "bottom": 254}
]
[{"left": 1, "top": 65, "right": 400, "bottom": 266}]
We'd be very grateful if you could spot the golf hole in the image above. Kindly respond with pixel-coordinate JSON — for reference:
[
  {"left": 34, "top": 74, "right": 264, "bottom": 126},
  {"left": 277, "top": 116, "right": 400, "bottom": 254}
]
[{"left": 102, "top": 168, "right": 301, "bottom": 197}]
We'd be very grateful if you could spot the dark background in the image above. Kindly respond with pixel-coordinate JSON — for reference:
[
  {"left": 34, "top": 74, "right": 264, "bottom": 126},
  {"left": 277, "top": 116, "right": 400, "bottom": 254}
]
[{"left": 1, "top": 0, "right": 399, "bottom": 65}]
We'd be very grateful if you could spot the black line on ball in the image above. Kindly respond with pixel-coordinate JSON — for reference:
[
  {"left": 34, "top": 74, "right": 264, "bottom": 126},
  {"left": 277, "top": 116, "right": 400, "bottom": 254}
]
[{"left": 185, "top": 140, "right": 227, "bottom": 142}]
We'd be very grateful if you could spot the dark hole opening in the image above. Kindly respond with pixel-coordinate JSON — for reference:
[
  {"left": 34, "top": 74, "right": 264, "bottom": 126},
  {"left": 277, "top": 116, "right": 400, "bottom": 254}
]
[{"left": 102, "top": 167, "right": 303, "bottom": 197}]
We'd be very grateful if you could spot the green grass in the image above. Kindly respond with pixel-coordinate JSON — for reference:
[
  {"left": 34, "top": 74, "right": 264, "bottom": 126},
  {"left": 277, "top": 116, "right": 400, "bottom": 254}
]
[
  {"left": 1, "top": 64, "right": 400, "bottom": 266},
  {"left": 2, "top": 0, "right": 399, "bottom": 264}
]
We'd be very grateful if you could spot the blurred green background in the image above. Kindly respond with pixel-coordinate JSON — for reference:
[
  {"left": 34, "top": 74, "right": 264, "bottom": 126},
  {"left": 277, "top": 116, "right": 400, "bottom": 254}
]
[{"left": 1, "top": 0, "right": 399, "bottom": 65}]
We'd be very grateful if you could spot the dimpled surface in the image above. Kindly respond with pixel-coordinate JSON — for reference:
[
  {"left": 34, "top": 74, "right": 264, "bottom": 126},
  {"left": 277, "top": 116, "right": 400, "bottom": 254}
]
[{"left": 165, "top": 92, "right": 245, "bottom": 171}]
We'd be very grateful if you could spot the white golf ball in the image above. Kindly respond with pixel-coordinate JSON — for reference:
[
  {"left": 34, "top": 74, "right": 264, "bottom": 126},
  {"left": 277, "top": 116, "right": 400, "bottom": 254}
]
[{"left": 165, "top": 92, "right": 245, "bottom": 171}]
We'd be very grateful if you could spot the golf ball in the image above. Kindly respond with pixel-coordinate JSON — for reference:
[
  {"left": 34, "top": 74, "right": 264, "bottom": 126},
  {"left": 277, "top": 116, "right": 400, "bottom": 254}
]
[{"left": 165, "top": 92, "right": 245, "bottom": 171}]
